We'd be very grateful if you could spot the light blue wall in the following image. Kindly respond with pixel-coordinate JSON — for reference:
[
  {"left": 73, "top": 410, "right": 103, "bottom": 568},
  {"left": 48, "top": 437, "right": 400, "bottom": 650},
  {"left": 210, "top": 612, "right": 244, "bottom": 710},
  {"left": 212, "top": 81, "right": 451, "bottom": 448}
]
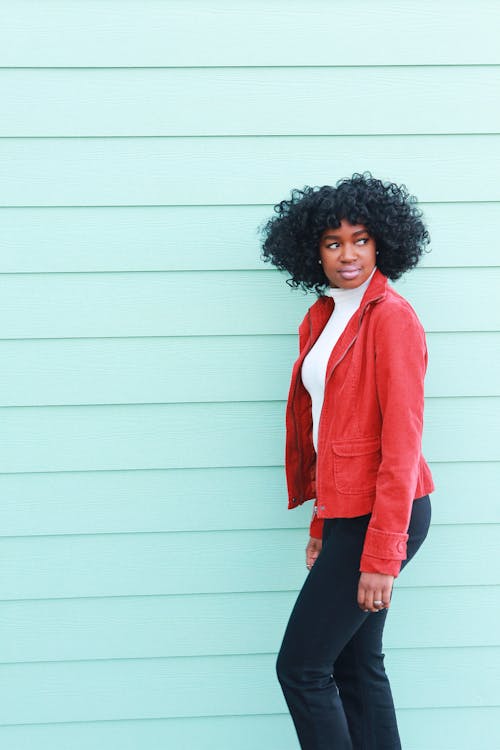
[{"left": 0, "top": 2, "right": 499, "bottom": 748}]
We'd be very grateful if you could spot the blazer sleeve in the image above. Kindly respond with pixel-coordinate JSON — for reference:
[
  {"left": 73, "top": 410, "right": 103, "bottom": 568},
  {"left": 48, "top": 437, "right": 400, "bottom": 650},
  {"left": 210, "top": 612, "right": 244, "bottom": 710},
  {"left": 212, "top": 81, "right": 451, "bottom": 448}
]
[
  {"left": 360, "top": 304, "right": 428, "bottom": 577},
  {"left": 309, "top": 501, "right": 324, "bottom": 539}
]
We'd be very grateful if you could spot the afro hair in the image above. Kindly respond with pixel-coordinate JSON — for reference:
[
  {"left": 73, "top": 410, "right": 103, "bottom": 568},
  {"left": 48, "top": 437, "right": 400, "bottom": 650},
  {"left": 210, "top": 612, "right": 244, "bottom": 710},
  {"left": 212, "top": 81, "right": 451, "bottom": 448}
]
[{"left": 261, "top": 171, "right": 430, "bottom": 294}]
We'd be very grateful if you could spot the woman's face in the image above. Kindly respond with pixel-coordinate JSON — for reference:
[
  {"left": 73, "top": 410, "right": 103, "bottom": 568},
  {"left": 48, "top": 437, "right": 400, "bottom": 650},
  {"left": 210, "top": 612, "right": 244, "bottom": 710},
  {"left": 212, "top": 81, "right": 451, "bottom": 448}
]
[{"left": 319, "top": 219, "right": 377, "bottom": 289}]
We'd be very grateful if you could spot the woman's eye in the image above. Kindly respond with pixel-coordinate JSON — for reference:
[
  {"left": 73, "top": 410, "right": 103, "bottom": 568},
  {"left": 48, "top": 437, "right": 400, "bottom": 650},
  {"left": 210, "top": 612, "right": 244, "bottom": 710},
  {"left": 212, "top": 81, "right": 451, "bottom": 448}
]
[
  {"left": 327, "top": 242, "right": 340, "bottom": 249},
  {"left": 357, "top": 238, "right": 369, "bottom": 245}
]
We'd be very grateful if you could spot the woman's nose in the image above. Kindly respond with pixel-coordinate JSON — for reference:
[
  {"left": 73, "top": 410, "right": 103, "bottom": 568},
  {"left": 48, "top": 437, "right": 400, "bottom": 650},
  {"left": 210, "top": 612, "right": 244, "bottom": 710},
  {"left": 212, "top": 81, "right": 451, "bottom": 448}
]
[{"left": 340, "top": 244, "right": 357, "bottom": 260}]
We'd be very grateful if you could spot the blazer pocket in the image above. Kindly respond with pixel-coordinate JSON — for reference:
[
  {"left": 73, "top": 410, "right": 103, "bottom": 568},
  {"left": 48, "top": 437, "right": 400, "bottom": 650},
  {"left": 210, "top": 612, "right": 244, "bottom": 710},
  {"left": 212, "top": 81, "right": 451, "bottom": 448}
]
[{"left": 332, "top": 437, "right": 381, "bottom": 494}]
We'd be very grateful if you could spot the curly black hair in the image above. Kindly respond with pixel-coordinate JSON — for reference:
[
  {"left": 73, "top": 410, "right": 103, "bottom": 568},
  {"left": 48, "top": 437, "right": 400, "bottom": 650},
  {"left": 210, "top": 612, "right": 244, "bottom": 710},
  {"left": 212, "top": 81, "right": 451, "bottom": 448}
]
[{"left": 260, "top": 171, "right": 430, "bottom": 294}]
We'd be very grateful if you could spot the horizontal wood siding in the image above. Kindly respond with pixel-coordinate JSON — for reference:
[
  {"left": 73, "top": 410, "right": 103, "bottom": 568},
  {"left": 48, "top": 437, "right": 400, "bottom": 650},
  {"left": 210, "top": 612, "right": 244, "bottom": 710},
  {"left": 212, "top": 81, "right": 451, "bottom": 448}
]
[
  {"left": 0, "top": 333, "right": 498, "bottom": 406},
  {"left": 1, "top": 203, "right": 498, "bottom": 272},
  {"left": 1, "top": 66, "right": 499, "bottom": 137},
  {"left": 1, "top": 2, "right": 499, "bottom": 748},
  {"left": 1, "top": 135, "right": 500, "bottom": 205},
  {"left": 1, "top": 269, "right": 500, "bottom": 338},
  {"left": 0, "top": 649, "right": 498, "bottom": 724},
  {"left": 0, "top": 710, "right": 496, "bottom": 750},
  {"left": 0, "top": 462, "right": 498, "bottom": 537},
  {"left": 0, "top": 587, "right": 497, "bottom": 664},
  {"left": 0, "top": 1, "right": 498, "bottom": 66}
]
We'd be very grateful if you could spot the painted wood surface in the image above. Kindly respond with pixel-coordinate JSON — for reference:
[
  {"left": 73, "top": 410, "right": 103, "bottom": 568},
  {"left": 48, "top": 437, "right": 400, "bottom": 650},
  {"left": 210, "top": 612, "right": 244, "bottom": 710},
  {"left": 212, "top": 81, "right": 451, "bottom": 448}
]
[
  {"left": 0, "top": 462, "right": 498, "bottom": 538},
  {"left": 1, "top": 135, "right": 500, "bottom": 206},
  {"left": 1, "top": 269, "right": 500, "bottom": 338},
  {"left": 1, "top": 1, "right": 499, "bottom": 747},
  {"left": 0, "top": 1, "right": 498, "bottom": 66},
  {"left": 0, "top": 586, "right": 497, "bottom": 664},
  {"left": 0, "top": 649, "right": 497, "bottom": 725},
  {"left": 2, "top": 66, "right": 499, "bottom": 137},
  {"left": 0, "top": 524, "right": 497, "bottom": 601},
  {"left": 0, "top": 398, "right": 498, "bottom": 474},
  {"left": 1, "top": 203, "right": 498, "bottom": 272},
  {"left": 0, "top": 709, "right": 496, "bottom": 750},
  {"left": 0, "top": 332, "right": 498, "bottom": 406}
]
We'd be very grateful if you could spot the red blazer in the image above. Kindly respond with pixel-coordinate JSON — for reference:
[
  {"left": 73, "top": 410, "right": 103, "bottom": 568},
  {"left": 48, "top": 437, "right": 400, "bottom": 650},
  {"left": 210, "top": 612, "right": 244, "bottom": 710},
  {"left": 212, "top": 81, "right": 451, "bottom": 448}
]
[{"left": 285, "top": 268, "right": 434, "bottom": 576}]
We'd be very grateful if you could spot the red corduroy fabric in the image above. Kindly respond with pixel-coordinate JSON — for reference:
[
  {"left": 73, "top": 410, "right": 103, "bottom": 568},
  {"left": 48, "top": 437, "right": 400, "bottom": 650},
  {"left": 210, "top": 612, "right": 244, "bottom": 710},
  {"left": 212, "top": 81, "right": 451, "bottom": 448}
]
[{"left": 285, "top": 268, "right": 434, "bottom": 576}]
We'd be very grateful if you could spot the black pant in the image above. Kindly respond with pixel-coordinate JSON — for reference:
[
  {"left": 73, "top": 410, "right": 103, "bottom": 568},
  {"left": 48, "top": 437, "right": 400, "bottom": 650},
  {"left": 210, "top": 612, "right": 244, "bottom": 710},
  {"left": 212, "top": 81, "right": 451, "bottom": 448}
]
[{"left": 276, "top": 496, "right": 431, "bottom": 750}]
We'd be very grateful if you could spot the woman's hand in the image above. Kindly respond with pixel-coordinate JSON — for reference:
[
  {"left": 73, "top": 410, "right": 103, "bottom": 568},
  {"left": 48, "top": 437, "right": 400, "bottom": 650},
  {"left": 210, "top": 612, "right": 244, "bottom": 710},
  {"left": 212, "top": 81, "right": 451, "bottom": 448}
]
[
  {"left": 357, "top": 572, "right": 394, "bottom": 612},
  {"left": 306, "top": 537, "right": 322, "bottom": 570}
]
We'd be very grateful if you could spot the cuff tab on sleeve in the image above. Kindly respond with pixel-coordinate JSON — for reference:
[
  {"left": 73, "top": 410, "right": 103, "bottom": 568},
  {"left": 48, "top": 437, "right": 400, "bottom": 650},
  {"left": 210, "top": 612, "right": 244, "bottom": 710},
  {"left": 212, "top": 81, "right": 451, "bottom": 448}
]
[
  {"left": 363, "top": 526, "right": 409, "bottom": 560},
  {"left": 309, "top": 510, "right": 324, "bottom": 540}
]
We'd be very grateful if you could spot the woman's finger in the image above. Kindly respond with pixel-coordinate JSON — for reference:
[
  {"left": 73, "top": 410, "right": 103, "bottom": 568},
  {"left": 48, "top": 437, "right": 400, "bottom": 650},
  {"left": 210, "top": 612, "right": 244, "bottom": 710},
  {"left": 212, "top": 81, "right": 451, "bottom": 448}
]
[
  {"left": 373, "top": 589, "right": 385, "bottom": 610},
  {"left": 358, "top": 582, "right": 373, "bottom": 612},
  {"left": 364, "top": 588, "right": 375, "bottom": 612},
  {"left": 381, "top": 581, "right": 393, "bottom": 608},
  {"left": 360, "top": 585, "right": 386, "bottom": 613}
]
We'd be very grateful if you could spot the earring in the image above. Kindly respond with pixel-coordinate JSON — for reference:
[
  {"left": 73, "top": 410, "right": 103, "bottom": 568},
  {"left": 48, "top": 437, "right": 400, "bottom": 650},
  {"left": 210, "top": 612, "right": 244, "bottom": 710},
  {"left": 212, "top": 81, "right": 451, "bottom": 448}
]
[{"left": 318, "top": 259, "right": 322, "bottom": 264}]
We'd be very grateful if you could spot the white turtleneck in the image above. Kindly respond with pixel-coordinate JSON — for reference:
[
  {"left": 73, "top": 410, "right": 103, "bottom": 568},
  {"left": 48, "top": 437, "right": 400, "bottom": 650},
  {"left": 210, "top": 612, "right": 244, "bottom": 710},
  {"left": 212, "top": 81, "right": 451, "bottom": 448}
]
[{"left": 301, "top": 268, "right": 376, "bottom": 452}]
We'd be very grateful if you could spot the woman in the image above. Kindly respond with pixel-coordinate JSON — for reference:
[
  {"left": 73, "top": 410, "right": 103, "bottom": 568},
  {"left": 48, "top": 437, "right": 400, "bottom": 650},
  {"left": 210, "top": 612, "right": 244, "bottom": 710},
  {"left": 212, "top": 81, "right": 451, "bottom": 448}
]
[{"left": 261, "top": 172, "right": 435, "bottom": 749}]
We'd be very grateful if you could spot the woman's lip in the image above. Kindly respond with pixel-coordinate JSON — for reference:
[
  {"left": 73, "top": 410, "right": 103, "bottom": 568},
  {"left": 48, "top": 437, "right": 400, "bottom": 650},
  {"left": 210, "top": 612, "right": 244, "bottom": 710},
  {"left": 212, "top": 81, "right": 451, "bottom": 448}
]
[{"left": 338, "top": 268, "right": 361, "bottom": 277}]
